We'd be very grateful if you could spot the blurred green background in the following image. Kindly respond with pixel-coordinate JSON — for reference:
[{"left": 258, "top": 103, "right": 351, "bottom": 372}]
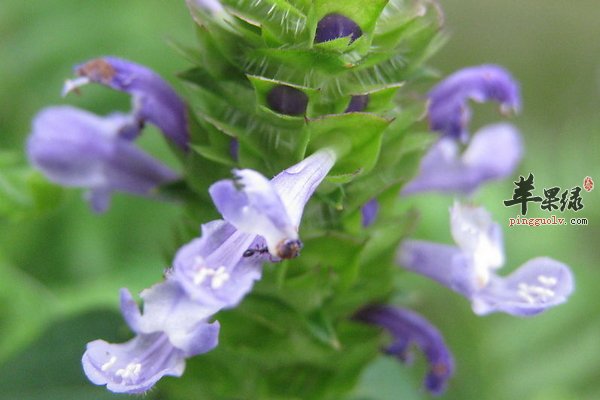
[{"left": 1, "top": 1, "right": 598, "bottom": 399}]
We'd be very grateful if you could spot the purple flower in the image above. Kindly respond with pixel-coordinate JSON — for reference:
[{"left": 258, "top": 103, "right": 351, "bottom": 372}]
[
  {"left": 209, "top": 148, "right": 336, "bottom": 259},
  {"left": 63, "top": 57, "right": 189, "bottom": 151},
  {"left": 170, "top": 220, "right": 263, "bottom": 308},
  {"left": 428, "top": 65, "right": 521, "bottom": 142},
  {"left": 27, "top": 106, "right": 179, "bottom": 212},
  {"left": 355, "top": 305, "right": 455, "bottom": 395},
  {"left": 398, "top": 202, "right": 574, "bottom": 316},
  {"left": 401, "top": 123, "right": 523, "bottom": 195},
  {"left": 82, "top": 283, "right": 219, "bottom": 394},
  {"left": 82, "top": 149, "right": 338, "bottom": 393}
]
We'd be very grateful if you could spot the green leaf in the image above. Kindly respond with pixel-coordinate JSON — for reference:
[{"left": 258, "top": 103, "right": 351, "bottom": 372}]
[
  {"left": 306, "top": 113, "right": 391, "bottom": 176},
  {"left": 0, "top": 260, "right": 58, "bottom": 363},
  {"left": 221, "top": 0, "right": 309, "bottom": 44},
  {"left": 0, "top": 153, "right": 64, "bottom": 222}
]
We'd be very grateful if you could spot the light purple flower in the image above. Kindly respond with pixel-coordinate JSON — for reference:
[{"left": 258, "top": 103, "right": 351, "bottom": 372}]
[
  {"left": 209, "top": 148, "right": 336, "bottom": 259},
  {"left": 355, "top": 305, "right": 455, "bottom": 395},
  {"left": 27, "top": 106, "right": 179, "bottom": 212},
  {"left": 401, "top": 123, "right": 523, "bottom": 195},
  {"left": 428, "top": 65, "right": 521, "bottom": 142},
  {"left": 398, "top": 202, "right": 574, "bottom": 316},
  {"left": 170, "top": 220, "right": 263, "bottom": 308},
  {"left": 63, "top": 57, "right": 189, "bottom": 151},
  {"left": 82, "top": 283, "right": 219, "bottom": 394}
]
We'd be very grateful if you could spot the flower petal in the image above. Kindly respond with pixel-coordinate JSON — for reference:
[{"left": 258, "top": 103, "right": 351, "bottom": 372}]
[
  {"left": 209, "top": 169, "right": 297, "bottom": 256},
  {"left": 355, "top": 306, "right": 455, "bottom": 395},
  {"left": 428, "top": 65, "right": 521, "bottom": 141},
  {"left": 472, "top": 257, "right": 575, "bottom": 316},
  {"left": 171, "top": 223, "right": 262, "bottom": 308},
  {"left": 65, "top": 57, "right": 189, "bottom": 150},
  {"left": 401, "top": 123, "right": 522, "bottom": 195},
  {"left": 450, "top": 201, "right": 505, "bottom": 285},
  {"left": 134, "top": 280, "right": 220, "bottom": 353},
  {"left": 82, "top": 333, "right": 185, "bottom": 394},
  {"left": 397, "top": 240, "right": 476, "bottom": 297},
  {"left": 270, "top": 148, "right": 336, "bottom": 227}
]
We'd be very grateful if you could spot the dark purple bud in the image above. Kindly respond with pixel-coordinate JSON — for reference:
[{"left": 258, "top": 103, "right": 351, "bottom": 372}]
[
  {"left": 345, "top": 94, "right": 369, "bottom": 113},
  {"left": 314, "top": 13, "right": 362, "bottom": 44},
  {"left": 266, "top": 85, "right": 308, "bottom": 116},
  {"left": 355, "top": 305, "right": 455, "bottom": 395},
  {"left": 361, "top": 198, "right": 379, "bottom": 227}
]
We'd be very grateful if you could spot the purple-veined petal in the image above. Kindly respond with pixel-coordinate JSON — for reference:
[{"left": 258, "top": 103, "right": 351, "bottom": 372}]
[
  {"left": 270, "top": 148, "right": 336, "bottom": 227},
  {"left": 472, "top": 257, "right": 574, "bottom": 316},
  {"left": 355, "top": 306, "right": 455, "bottom": 395},
  {"left": 428, "top": 65, "right": 521, "bottom": 141},
  {"left": 209, "top": 148, "right": 335, "bottom": 258},
  {"left": 171, "top": 221, "right": 262, "bottom": 308},
  {"left": 131, "top": 281, "right": 220, "bottom": 354},
  {"left": 209, "top": 170, "right": 296, "bottom": 256},
  {"left": 27, "top": 106, "right": 179, "bottom": 212},
  {"left": 398, "top": 240, "right": 477, "bottom": 297},
  {"left": 361, "top": 198, "right": 379, "bottom": 227},
  {"left": 82, "top": 333, "right": 185, "bottom": 394},
  {"left": 64, "top": 57, "right": 189, "bottom": 150},
  {"left": 401, "top": 123, "right": 522, "bottom": 195}
]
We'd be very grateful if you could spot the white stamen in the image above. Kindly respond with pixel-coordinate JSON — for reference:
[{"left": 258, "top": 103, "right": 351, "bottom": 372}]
[
  {"left": 101, "top": 355, "right": 117, "bottom": 371},
  {"left": 191, "top": 256, "right": 230, "bottom": 289},
  {"left": 115, "top": 362, "right": 142, "bottom": 381},
  {"left": 517, "top": 282, "right": 555, "bottom": 304},
  {"left": 537, "top": 275, "right": 557, "bottom": 287}
]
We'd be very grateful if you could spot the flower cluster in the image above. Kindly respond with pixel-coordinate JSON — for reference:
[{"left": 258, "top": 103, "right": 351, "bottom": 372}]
[
  {"left": 26, "top": 1, "right": 576, "bottom": 397},
  {"left": 82, "top": 146, "right": 335, "bottom": 393},
  {"left": 28, "top": 57, "right": 187, "bottom": 212}
]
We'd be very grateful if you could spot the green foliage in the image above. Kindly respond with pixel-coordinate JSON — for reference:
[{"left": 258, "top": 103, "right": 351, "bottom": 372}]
[
  {"left": 0, "top": 152, "right": 64, "bottom": 222},
  {"left": 166, "top": 1, "right": 445, "bottom": 397}
]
